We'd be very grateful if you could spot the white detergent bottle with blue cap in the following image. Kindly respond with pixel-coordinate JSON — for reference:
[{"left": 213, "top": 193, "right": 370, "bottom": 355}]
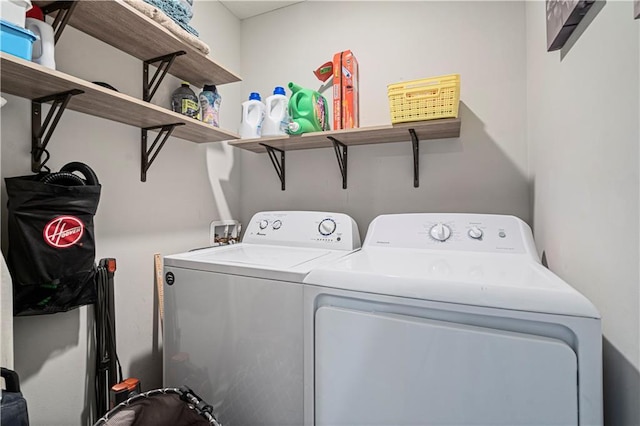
[
  {"left": 239, "top": 92, "right": 265, "bottom": 139},
  {"left": 262, "top": 86, "right": 289, "bottom": 136}
]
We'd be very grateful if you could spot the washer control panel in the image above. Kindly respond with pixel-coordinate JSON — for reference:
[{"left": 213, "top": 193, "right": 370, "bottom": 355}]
[
  {"left": 243, "top": 211, "right": 361, "bottom": 250},
  {"left": 365, "top": 214, "right": 532, "bottom": 254}
]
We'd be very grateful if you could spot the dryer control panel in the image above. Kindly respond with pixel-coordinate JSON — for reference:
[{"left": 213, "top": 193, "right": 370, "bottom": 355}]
[
  {"left": 243, "top": 211, "right": 361, "bottom": 251},
  {"left": 364, "top": 213, "right": 536, "bottom": 255}
]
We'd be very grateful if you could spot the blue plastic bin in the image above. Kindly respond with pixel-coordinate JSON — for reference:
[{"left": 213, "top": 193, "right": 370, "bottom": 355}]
[{"left": 1, "top": 19, "right": 36, "bottom": 61}]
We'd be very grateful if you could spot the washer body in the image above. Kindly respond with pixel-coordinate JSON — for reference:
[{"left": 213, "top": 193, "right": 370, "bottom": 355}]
[
  {"left": 164, "top": 211, "right": 360, "bottom": 426},
  {"left": 303, "top": 213, "right": 602, "bottom": 426}
]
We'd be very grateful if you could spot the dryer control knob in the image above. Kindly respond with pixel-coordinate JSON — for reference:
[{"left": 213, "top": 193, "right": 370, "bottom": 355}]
[
  {"left": 272, "top": 220, "right": 282, "bottom": 230},
  {"left": 468, "top": 227, "right": 483, "bottom": 239},
  {"left": 319, "top": 218, "right": 337, "bottom": 236},
  {"left": 259, "top": 219, "right": 269, "bottom": 230},
  {"left": 430, "top": 223, "right": 451, "bottom": 242}
]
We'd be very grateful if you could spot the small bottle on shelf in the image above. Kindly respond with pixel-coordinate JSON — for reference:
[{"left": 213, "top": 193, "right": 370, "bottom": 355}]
[
  {"left": 199, "top": 85, "right": 221, "bottom": 127},
  {"left": 171, "top": 82, "right": 200, "bottom": 119}
]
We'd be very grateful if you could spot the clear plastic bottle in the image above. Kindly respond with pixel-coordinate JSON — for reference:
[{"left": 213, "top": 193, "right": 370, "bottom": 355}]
[
  {"left": 262, "top": 86, "right": 289, "bottom": 136},
  {"left": 239, "top": 92, "right": 265, "bottom": 139},
  {"left": 199, "top": 85, "right": 221, "bottom": 127},
  {"left": 171, "top": 82, "right": 199, "bottom": 119}
]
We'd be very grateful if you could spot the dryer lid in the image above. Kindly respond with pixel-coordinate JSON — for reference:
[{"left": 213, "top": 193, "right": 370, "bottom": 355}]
[{"left": 304, "top": 248, "right": 600, "bottom": 319}]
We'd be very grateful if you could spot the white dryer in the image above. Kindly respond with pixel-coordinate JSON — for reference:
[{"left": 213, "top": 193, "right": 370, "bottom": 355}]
[
  {"left": 163, "top": 211, "right": 360, "bottom": 426},
  {"left": 303, "top": 213, "right": 602, "bottom": 426}
]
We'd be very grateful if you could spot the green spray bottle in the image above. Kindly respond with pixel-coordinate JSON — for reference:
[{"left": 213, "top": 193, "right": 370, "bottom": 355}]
[{"left": 287, "top": 82, "right": 330, "bottom": 135}]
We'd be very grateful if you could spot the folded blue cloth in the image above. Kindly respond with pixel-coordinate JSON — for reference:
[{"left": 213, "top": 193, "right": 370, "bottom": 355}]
[{"left": 144, "top": 0, "right": 199, "bottom": 37}]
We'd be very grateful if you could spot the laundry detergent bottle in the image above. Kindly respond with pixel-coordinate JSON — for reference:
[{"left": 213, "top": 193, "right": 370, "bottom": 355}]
[
  {"left": 199, "top": 85, "right": 221, "bottom": 127},
  {"left": 171, "top": 82, "right": 199, "bottom": 119},
  {"left": 239, "top": 92, "right": 266, "bottom": 139},
  {"left": 287, "top": 82, "right": 329, "bottom": 135},
  {"left": 262, "top": 86, "right": 289, "bottom": 136}
]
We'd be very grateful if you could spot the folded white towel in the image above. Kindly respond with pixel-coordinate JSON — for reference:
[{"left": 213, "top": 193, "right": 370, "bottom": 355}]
[{"left": 122, "top": 0, "right": 211, "bottom": 56}]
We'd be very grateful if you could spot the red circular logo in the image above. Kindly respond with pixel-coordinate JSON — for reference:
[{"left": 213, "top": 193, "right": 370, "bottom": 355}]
[{"left": 43, "top": 216, "right": 85, "bottom": 248}]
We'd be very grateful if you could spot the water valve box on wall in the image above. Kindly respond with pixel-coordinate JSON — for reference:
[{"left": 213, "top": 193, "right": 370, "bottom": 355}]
[{"left": 332, "top": 50, "right": 359, "bottom": 130}]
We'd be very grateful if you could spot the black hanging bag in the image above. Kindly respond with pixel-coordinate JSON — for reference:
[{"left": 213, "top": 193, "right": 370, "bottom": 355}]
[{"left": 5, "top": 163, "right": 101, "bottom": 316}]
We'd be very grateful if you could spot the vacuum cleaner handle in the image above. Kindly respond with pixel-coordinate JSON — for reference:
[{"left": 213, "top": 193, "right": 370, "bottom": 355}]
[{"left": 61, "top": 162, "right": 100, "bottom": 186}]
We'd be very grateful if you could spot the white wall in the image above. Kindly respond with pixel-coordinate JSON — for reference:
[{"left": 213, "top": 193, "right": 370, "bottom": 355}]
[
  {"left": 0, "top": 2, "right": 242, "bottom": 424},
  {"left": 526, "top": 1, "right": 640, "bottom": 424},
  {"left": 238, "top": 1, "right": 530, "bottom": 232}
]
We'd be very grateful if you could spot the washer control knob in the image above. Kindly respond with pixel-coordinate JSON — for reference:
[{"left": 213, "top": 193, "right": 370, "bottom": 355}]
[
  {"left": 468, "top": 226, "right": 483, "bottom": 240},
  {"left": 259, "top": 219, "right": 269, "bottom": 230},
  {"left": 318, "top": 218, "right": 337, "bottom": 236},
  {"left": 430, "top": 223, "right": 452, "bottom": 242},
  {"left": 272, "top": 220, "right": 282, "bottom": 230}
]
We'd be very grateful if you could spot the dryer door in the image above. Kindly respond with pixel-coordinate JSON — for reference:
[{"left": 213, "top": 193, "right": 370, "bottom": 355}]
[{"left": 315, "top": 306, "right": 577, "bottom": 426}]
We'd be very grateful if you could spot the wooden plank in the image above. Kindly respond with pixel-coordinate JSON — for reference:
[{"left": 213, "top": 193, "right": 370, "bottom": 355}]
[
  {"left": 229, "top": 119, "right": 461, "bottom": 153},
  {"left": 154, "top": 253, "right": 164, "bottom": 328},
  {"left": 33, "top": 0, "right": 241, "bottom": 87},
  {"left": 1, "top": 53, "right": 239, "bottom": 143}
]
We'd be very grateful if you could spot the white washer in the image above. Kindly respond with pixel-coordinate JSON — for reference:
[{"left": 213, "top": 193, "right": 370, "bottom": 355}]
[
  {"left": 163, "top": 211, "right": 360, "bottom": 426},
  {"left": 303, "top": 213, "right": 602, "bottom": 426}
]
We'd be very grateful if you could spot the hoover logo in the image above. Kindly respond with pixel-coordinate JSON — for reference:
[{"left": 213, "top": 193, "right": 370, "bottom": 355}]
[{"left": 43, "top": 216, "right": 84, "bottom": 248}]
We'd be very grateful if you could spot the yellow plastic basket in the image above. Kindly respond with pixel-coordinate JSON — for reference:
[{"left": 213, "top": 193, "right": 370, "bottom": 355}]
[{"left": 387, "top": 74, "right": 460, "bottom": 124}]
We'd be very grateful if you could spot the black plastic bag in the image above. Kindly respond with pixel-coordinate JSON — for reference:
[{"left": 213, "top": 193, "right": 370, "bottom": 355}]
[{"left": 5, "top": 173, "right": 101, "bottom": 316}]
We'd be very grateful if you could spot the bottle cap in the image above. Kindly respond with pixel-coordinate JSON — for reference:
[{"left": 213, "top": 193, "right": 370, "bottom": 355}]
[
  {"left": 26, "top": 4, "right": 45, "bottom": 21},
  {"left": 181, "top": 82, "right": 190, "bottom": 87},
  {"left": 203, "top": 85, "right": 217, "bottom": 93},
  {"left": 249, "top": 92, "right": 261, "bottom": 101},
  {"left": 274, "top": 86, "right": 286, "bottom": 95}
]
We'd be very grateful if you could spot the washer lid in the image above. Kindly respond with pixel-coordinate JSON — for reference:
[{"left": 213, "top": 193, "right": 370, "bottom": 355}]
[
  {"left": 180, "top": 244, "right": 332, "bottom": 268},
  {"left": 165, "top": 243, "right": 352, "bottom": 282},
  {"left": 304, "top": 248, "right": 600, "bottom": 318}
]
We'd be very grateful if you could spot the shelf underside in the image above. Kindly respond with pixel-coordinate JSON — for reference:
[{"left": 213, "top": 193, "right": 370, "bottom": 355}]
[
  {"left": 1, "top": 53, "right": 239, "bottom": 143},
  {"left": 229, "top": 118, "right": 461, "bottom": 153}
]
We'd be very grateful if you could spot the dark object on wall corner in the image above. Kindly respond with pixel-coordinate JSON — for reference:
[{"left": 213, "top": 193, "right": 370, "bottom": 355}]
[
  {"left": 93, "top": 82, "right": 119, "bottom": 92},
  {"left": 1, "top": 367, "right": 30, "bottom": 426},
  {"left": 546, "top": 0, "right": 595, "bottom": 51},
  {"left": 5, "top": 162, "right": 101, "bottom": 316},
  {"left": 635, "top": 0, "right": 640, "bottom": 19}
]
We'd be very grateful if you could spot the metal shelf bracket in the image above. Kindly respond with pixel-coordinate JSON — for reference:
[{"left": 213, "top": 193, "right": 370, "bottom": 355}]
[
  {"left": 41, "top": 1, "right": 78, "bottom": 44},
  {"left": 328, "top": 136, "right": 348, "bottom": 189},
  {"left": 141, "top": 123, "right": 185, "bottom": 182},
  {"left": 409, "top": 128, "right": 419, "bottom": 188},
  {"left": 260, "top": 144, "right": 285, "bottom": 191},
  {"left": 31, "top": 89, "right": 84, "bottom": 173},
  {"left": 143, "top": 51, "right": 187, "bottom": 102}
]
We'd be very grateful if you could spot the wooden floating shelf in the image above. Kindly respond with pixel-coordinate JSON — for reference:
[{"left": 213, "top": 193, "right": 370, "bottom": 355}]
[
  {"left": 229, "top": 118, "right": 461, "bottom": 153},
  {"left": 230, "top": 118, "right": 461, "bottom": 190},
  {"left": 0, "top": 53, "right": 240, "bottom": 143},
  {"left": 33, "top": 0, "right": 241, "bottom": 87}
]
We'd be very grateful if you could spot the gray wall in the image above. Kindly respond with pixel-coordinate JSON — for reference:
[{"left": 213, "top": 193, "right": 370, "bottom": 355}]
[
  {"left": 526, "top": 1, "right": 640, "bottom": 424},
  {"left": 238, "top": 1, "right": 530, "bottom": 232},
  {"left": 0, "top": 2, "right": 242, "bottom": 424}
]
